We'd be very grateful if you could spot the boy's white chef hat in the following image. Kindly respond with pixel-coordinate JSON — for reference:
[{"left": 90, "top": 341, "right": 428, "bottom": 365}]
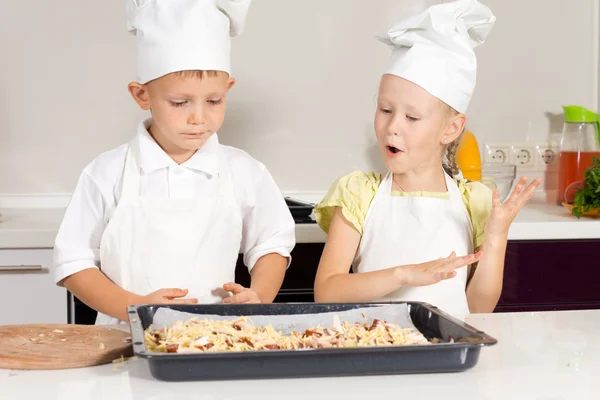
[
  {"left": 377, "top": 0, "right": 495, "bottom": 114},
  {"left": 126, "top": 0, "right": 252, "bottom": 84}
]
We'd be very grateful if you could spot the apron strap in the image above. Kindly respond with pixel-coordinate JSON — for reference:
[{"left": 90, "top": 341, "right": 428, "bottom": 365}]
[
  {"left": 214, "top": 146, "right": 242, "bottom": 221},
  {"left": 363, "top": 171, "right": 392, "bottom": 223},
  {"left": 120, "top": 140, "right": 142, "bottom": 202},
  {"left": 380, "top": 171, "right": 393, "bottom": 194},
  {"left": 216, "top": 147, "right": 232, "bottom": 196},
  {"left": 444, "top": 171, "right": 465, "bottom": 203}
]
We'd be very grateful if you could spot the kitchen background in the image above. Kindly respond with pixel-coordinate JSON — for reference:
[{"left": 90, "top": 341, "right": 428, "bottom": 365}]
[
  {"left": 1, "top": 0, "right": 600, "bottom": 326},
  {"left": 0, "top": 0, "right": 598, "bottom": 197}
]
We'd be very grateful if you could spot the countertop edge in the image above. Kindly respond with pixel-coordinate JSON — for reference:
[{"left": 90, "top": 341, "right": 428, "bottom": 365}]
[{"left": 2, "top": 221, "right": 600, "bottom": 249}]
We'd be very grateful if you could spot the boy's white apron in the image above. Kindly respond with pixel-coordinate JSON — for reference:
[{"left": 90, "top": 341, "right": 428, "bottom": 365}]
[{"left": 96, "top": 138, "right": 242, "bottom": 325}]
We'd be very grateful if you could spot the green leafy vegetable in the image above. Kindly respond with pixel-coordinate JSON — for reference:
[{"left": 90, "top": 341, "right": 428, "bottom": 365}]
[{"left": 571, "top": 157, "right": 600, "bottom": 218}]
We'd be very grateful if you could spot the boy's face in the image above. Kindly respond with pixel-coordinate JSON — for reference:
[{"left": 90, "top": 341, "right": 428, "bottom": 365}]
[
  {"left": 374, "top": 75, "right": 464, "bottom": 174},
  {"left": 129, "top": 71, "right": 235, "bottom": 155}
]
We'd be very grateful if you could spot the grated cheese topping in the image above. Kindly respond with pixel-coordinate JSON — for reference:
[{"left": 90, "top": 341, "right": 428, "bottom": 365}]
[{"left": 144, "top": 316, "right": 430, "bottom": 353}]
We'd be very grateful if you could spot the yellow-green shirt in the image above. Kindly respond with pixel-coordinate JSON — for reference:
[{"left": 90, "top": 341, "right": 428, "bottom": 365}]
[{"left": 314, "top": 171, "right": 493, "bottom": 249}]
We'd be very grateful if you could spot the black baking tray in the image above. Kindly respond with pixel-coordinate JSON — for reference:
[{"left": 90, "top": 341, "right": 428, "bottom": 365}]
[
  {"left": 128, "top": 302, "right": 497, "bottom": 381},
  {"left": 285, "top": 197, "right": 314, "bottom": 219}
]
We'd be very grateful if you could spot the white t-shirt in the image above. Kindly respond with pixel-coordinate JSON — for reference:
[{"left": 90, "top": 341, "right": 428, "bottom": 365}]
[{"left": 54, "top": 119, "right": 295, "bottom": 284}]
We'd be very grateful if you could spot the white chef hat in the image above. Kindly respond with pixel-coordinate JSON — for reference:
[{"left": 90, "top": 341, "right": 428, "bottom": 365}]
[
  {"left": 126, "top": 0, "right": 252, "bottom": 84},
  {"left": 377, "top": 0, "right": 496, "bottom": 113}
]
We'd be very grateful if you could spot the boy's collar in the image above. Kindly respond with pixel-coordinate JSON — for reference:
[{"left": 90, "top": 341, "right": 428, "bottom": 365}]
[{"left": 135, "top": 119, "right": 219, "bottom": 177}]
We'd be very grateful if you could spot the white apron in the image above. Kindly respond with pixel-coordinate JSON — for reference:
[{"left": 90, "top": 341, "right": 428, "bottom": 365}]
[
  {"left": 354, "top": 170, "right": 473, "bottom": 319},
  {"left": 97, "top": 138, "right": 242, "bottom": 325}
]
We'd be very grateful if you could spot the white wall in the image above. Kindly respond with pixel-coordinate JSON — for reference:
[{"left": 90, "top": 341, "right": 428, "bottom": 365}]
[{"left": 0, "top": 0, "right": 598, "bottom": 194}]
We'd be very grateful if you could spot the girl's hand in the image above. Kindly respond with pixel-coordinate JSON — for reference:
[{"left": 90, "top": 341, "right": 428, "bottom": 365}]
[
  {"left": 222, "top": 282, "right": 262, "bottom": 304},
  {"left": 397, "top": 251, "right": 484, "bottom": 287},
  {"left": 485, "top": 177, "right": 542, "bottom": 240}
]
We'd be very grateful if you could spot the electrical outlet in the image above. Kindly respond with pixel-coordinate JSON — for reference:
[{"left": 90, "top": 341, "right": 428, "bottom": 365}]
[
  {"left": 484, "top": 144, "right": 512, "bottom": 164},
  {"left": 536, "top": 144, "right": 559, "bottom": 170},
  {"left": 511, "top": 144, "right": 537, "bottom": 170}
]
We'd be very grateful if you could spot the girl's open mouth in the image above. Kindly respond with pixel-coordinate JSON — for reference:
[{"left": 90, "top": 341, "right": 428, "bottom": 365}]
[{"left": 386, "top": 146, "right": 403, "bottom": 156}]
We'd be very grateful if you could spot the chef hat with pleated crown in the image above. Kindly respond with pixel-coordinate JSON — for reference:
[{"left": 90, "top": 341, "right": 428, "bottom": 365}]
[
  {"left": 377, "top": 0, "right": 496, "bottom": 114},
  {"left": 126, "top": 0, "right": 252, "bottom": 84}
]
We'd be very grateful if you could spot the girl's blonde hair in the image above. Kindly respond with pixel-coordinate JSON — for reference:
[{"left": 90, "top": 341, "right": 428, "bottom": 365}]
[
  {"left": 444, "top": 131, "right": 464, "bottom": 177},
  {"left": 442, "top": 104, "right": 465, "bottom": 178}
]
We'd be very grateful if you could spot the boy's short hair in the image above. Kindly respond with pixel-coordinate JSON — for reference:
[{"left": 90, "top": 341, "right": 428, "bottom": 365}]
[{"left": 173, "top": 70, "right": 223, "bottom": 80}]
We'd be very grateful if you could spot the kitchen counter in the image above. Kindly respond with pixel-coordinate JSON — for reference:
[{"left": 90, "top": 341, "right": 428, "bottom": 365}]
[
  {"left": 1, "top": 193, "right": 600, "bottom": 248},
  {"left": 1, "top": 310, "right": 598, "bottom": 399},
  {"left": 0, "top": 208, "right": 64, "bottom": 248},
  {"left": 294, "top": 192, "right": 600, "bottom": 243}
]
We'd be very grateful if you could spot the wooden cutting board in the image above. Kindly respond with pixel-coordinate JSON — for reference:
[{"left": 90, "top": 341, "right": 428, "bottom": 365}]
[{"left": 0, "top": 324, "right": 134, "bottom": 370}]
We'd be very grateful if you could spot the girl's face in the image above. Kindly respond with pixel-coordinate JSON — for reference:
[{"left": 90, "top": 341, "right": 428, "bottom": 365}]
[{"left": 374, "top": 74, "right": 464, "bottom": 174}]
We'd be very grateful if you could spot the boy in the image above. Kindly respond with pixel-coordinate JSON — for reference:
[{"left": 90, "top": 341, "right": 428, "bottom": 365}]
[{"left": 54, "top": 0, "right": 295, "bottom": 325}]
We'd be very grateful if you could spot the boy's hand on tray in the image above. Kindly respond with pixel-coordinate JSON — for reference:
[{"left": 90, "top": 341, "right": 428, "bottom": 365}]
[
  {"left": 140, "top": 288, "right": 199, "bottom": 304},
  {"left": 222, "top": 282, "right": 262, "bottom": 304},
  {"left": 397, "top": 251, "right": 484, "bottom": 287}
]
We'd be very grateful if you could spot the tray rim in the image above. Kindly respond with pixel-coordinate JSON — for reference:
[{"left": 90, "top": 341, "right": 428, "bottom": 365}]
[{"left": 128, "top": 301, "right": 498, "bottom": 360}]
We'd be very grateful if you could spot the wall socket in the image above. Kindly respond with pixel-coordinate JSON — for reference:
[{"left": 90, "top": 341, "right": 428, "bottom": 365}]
[
  {"left": 511, "top": 143, "right": 537, "bottom": 170},
  {"left": 536, "top": 145, "right": 559, "bottom": 170},
  {"left": 484, "top": 142, "right": 559, "bottom": 171},
  {"left": 484, "top": 144, "right": 512, "bottom": 164}
]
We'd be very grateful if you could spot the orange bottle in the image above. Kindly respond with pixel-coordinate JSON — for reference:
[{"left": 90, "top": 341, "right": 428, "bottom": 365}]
[{"left": 455, "top": 130, "right": 482, "bottom": 181}]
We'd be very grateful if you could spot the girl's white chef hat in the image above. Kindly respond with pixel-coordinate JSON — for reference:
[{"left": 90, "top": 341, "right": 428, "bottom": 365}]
[
  {"left": 377, "top": 0, "right": 496, "bottom": 113},
  {"left": 126, "top": 0, "right": 252, "bottom": 84}
]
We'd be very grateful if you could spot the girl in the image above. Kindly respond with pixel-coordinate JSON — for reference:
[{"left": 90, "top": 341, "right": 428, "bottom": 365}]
[{"left": 313, "top": 0, "right": 540, "bottom": 319}]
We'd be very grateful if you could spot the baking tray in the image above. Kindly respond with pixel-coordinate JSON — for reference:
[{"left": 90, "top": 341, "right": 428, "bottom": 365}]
[
  {"left": 285, "top": 197, "right": 314, "bottom": 219},
  {"left": 128, "top": 302, "right": 497, "bottom": 381}
]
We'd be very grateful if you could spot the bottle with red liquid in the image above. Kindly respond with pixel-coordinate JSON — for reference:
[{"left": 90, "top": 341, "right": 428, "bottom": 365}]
[{"left": 557, "top": 105, "right": 600, "bottom": 205}]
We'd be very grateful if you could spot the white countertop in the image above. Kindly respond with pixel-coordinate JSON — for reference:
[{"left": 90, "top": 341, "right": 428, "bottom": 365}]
[
  {"left": 1, "top": 193, "right": 599, "bottom": 248},
  {"left": 0, "top": 208, "right": 65, "bottom": 248},
  {"left": 1, "top": 310, "right": 598, "bottom": 400}
]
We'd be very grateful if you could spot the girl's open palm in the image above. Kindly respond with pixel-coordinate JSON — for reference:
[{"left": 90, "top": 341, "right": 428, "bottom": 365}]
[
  {"left": 399, "top": 251, "right": 483, "bottom": 286},
  {"left": 485, "top": 177, "right": 542, "bottom": 238}
]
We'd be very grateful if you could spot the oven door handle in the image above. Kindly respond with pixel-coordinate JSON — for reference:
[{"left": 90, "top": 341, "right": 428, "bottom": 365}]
[{"left": 0, "top": 265, "right": 46, "bottom": 273}]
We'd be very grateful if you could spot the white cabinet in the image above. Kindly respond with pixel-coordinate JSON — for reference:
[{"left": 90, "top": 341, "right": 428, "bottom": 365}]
[{"left": 0, "top": 249, "right": 67, "bottom": 325}]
